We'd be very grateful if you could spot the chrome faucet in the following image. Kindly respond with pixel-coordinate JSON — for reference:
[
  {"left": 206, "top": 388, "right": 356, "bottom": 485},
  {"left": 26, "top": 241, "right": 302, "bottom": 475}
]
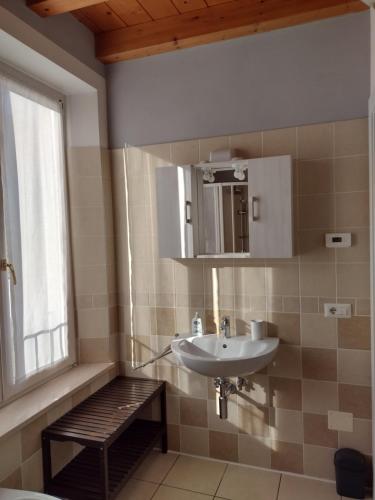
[{"left": 220, "top": 316, "right": 231, "bottom": 339}]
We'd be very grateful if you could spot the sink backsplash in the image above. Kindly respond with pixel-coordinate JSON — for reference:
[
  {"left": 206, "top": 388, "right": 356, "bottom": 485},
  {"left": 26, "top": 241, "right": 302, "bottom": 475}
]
[{"left": 112, "top": 118, "right": 371, "bottom": 480}]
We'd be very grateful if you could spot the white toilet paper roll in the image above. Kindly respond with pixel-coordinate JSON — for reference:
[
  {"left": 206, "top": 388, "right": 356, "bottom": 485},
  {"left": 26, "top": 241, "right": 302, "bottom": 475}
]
[{"left": 251, "top": 320, "right": 265, "bottom": 340}]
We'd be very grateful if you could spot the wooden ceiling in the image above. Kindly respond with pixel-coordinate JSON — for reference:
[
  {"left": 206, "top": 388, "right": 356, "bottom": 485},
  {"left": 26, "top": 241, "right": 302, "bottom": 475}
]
[{"left": 28, "top": 0, "right": 368, "bottom": 63}]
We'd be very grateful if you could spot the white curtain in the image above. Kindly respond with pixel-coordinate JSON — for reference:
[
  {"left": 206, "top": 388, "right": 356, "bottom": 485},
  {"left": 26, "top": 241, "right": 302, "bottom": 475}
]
[{"left": 0, "top": 69, "right": 72, "bottom": 397}]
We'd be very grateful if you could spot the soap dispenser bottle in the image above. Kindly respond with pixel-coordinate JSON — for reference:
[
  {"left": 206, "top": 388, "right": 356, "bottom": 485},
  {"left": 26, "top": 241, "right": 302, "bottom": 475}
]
[{"left": 192, "top": 312, "right": 203, "bottom": 337}]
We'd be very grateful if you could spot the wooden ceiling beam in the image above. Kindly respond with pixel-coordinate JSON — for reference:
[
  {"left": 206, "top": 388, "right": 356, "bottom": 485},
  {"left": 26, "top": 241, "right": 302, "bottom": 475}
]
[
  {"left": 96, "top": 0, "right": 368, "bottom": 63},
  {"left": 27, "top": 0, "right": 104, "bottom": 17}
]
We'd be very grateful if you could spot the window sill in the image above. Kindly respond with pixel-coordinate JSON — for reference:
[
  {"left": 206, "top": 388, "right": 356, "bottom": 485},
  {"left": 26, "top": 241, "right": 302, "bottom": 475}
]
[{"left": 0, "top": 362, "right": 116, "bottom": 440}]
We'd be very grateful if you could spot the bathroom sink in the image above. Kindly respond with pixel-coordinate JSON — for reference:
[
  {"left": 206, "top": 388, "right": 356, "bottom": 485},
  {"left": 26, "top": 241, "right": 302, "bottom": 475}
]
[{"left": 171, "top": 334, "right": 279, "bottom": 378}]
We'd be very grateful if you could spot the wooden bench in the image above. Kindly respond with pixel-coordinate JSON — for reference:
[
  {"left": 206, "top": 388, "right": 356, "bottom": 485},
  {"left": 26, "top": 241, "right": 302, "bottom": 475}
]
[{"left": 42, "top": 376, "right": 167, "bottom": 500}]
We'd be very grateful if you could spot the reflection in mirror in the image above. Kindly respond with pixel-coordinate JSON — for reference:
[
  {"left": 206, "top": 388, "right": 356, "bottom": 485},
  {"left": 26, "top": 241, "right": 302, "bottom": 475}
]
[{"left": 201, "top": 169, "right": 249, "bottom": 255}]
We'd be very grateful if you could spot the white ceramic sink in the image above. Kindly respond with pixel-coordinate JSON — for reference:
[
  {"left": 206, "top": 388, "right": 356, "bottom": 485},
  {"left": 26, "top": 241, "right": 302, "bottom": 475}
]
[{"left": 171, "top": 334, "right": 279, "bottom": 378}]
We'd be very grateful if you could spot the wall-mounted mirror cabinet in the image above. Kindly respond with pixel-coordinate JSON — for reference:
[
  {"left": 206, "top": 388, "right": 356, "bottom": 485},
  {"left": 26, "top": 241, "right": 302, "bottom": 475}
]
[{"left": 156, "top": 155, "right": 293, "bottom": 259}]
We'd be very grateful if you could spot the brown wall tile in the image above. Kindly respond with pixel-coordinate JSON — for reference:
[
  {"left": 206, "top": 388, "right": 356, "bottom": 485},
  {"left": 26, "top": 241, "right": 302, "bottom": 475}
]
[
  {"left": 303, "top": 413, "right": 338, "bottom": 448},
  {"left": 271, "top": 441, "right": 303, "bottom": 474},
  {"left": 302, "top": 348, "right": 337, "bottom": 381},
  {"left": 338, "top": 317, "right": 371, "bottom": 350},
  {"left": 209, "top": 430, "right": 238, "bottom": 462},
  {"left": 269, "top": 377, "right": 302, "bottom": 411},
  {"left": 339, "top": 384, "right": 372, "bottom": 419}
]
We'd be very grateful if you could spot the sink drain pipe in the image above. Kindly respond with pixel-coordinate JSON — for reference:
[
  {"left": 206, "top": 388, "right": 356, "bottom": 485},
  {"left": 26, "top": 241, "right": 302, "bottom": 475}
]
[{"left": 214, "top": 378, "right": 237, "bottom": 419}]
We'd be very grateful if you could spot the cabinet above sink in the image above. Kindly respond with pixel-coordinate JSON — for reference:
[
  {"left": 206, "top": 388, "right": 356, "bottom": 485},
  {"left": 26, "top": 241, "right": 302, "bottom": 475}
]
[{"left": 155, "top": 155, "right": 293, "bottom": 259}]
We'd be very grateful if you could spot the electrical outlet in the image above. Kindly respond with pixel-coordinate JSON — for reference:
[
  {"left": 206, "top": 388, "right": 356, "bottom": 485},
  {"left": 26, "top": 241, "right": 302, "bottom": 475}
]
[{"left": 324, "top": 303, "right": 351, "bottom": 318}]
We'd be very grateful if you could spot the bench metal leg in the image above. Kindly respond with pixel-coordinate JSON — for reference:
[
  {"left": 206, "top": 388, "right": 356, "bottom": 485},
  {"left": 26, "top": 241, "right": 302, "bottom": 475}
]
[{"left": 160, "top": 387, "right": 168, "bottom": 453}]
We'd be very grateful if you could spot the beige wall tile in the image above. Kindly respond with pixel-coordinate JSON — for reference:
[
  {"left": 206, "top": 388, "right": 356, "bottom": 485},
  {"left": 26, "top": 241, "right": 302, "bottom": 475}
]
[
  {"left": 0, "top": 468, "right": 22, "bottom": 489},
  {"left": 166, "top": 396, "right": 180, "bottom": 425},
  {"left": 339, "top": 384, "right": 371, "bottom": 419},
  {"left": 300, "top": 263, "right": 336, "bottom": 297},
  {"left": 0, "top": 432, "right": 22, "bottom": 482},
  {"left": 298, "top": 159, "right": 333, "bottom": 195},
  {"left": 298, "top": 229, "right": 335, "bottom": 262},
  {"left": 302, "top": 380, "right": 338, "bottom": 414},
  {"left": 265, "top": 264, "right": 299, "bottom": 296},
  {"left": 299, "top": 194, "right": 335, "bottom": 230},
  {"left": 269, "top": 377, "right": 302, "bottom": 411},
  {"left": 238, "top": 434, "right": 272, "bottom": 468},
  {"left": 338, "top": 316, "right": 370, "bottom": 350},
  {"left": 303, "top": 413, "right": 338, "bottom": 448},
  {"left": 47, "top": 398, "right": 73, "bottom": 425},
  {"left": 334, "top": 156, "right": 369, "bottom": 192},
  {"left": 336, "top": 228, "right": 370, "bottom": 263},
  {"left": 271, "top": 440, "right": 303, "bottom": 474},
  {"left": 79, "top": 337, "right": 116, "bottom": 363},
  {"left": 263, "top": 127, "right": 297, "bottom": 157},
  {"left": 338, "top": 349, "right": 371, "bottom": 386},
  {"left": 337, "top": 263, "right": 370, "bottom": 298},
  {"left": 199, "top": 136, "right": 230, "bottom": 162},
  {"left": 209, "top": 430, "right": 238, "bottom": 462},
  {"left": 234, "top": 266, "right": 266, "bottom": 296},
  {"left": 176, "top": 368, "right": 209, "bottom": 399},
  {"left": 268, "top": 345, "right": 301, "bottom": 379},
  {"left": 155, "top": 308, "right": 176, "bottom": 336},
  {"left": 269, "top": 408, "right": 303, "bottom": 444},
  {"left": 207, "top": 399, "right": 238, "bottom": 434},
  {"left": 334, "top": 119, "right": 368, "bottom": 157},
  {"left": 21, "top": 414, "right": 47, "bottom": 462},
  {"left": 338, "top": 418, "right": 372, "bottom": 455},
  {"left": 303, "top": 444, "right": 336, "bottom": 480},
  {"left": 21, "top": 450, "right": 43, "bottom": 492},
  {"left": 267, "top": 313, "right": 300, "bottom": 345},
  {"left": 300, "top": 297, "right": 319, "bottom": 313},
  {"left": 283, "top": 297, "right": 301, "bottom": 313},
  {"left": 298, "top": 123, "right": 333, "bottom": 160},
  {"left": 238, "top": 401, "right": 269, "bottom": 438},
  {"left": 335, "top": 192, "right": 369, "bottom": 228},
  {"left": 301, "top": 314, "right": 337, "bottom": 349},
  {"left": 171, "top": 140, "right": 199, "bottom": 165},
  {"left": 230, "top": 132, "right": 262, "bottom": 158},
  {"left": 180, "top": 397, "right": 207, "bottom": 427},
  {"left": 302, "top": 347, "right": 337, "bottom": 381},
  {"left": 77, "top": 307, "right": 112, "bottom": 338}
]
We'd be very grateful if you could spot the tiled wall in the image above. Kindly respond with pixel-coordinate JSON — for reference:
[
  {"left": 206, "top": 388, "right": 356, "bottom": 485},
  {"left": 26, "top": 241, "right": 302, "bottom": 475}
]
[
  {"left": 68, "top": 146, "right": 118, "bottom": 363},
  {"left": 0, "top": 146, "right": 120, "bottom": 491},
  {"left": 112, "top": 118, "right": 371, "bottom": 480}
]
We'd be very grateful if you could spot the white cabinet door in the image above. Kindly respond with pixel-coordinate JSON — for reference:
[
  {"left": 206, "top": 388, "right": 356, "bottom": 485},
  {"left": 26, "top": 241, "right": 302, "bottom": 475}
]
[
  {"left": 248, "top": 155, "right": 293, "bottom": 258},
  {"left": 155, "top": 165, "right": 197, "bottom": 258}
]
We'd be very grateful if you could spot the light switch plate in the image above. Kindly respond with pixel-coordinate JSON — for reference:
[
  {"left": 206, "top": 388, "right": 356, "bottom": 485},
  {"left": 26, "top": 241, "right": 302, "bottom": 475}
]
[
  {"left": 328, "top": 410, "right": 353, "bottom": 432},
  {"left": 325, "top": 233, "right": 351, "bottom": 248},
  {"left": 324, "top": 303, "right": 352, "bottom": 318}
]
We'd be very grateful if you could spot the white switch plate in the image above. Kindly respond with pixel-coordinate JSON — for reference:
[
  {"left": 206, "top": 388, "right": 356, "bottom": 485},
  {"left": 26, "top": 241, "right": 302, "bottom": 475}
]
[
  {"left": 325, "top": 233, "right": 351, "bottom": 248},
  {"left": 328, "top": 410, "right": 353, "bottom": 432},
  {"left": 324, "top": 303, "right": 352, "bottom": 318}
]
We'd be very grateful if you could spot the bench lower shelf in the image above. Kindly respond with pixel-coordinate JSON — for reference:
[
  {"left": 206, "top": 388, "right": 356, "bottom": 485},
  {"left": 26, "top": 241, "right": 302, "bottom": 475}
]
[{"left": 45, "top": 419, "right": 163, "bottom": 500}]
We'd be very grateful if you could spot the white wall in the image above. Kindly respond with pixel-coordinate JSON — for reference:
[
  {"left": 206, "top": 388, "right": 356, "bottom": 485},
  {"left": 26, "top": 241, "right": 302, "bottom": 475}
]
[{"left": 107, "top": 11, "right": 370, "bottom": 148}]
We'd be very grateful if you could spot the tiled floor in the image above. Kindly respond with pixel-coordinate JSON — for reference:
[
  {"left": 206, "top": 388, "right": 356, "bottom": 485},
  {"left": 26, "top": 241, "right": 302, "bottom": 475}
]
[{"left": 115, "top": 452, "right": 372, "bottom": 500}]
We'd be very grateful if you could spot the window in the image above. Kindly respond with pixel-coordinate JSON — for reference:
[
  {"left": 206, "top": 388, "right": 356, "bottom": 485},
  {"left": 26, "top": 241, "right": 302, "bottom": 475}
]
[{"left": 0, "top": 65, "right": 76, "bottom": 401}]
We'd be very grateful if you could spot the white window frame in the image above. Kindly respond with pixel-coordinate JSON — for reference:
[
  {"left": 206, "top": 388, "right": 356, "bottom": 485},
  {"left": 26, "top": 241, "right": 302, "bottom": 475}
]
[{"left": 0, "top": 61, "right": 77, "bottom": 404}]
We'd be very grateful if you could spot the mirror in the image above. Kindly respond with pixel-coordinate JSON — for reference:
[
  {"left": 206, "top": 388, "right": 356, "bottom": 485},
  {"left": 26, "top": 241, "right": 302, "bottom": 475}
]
[{"left": 201, "top": 168, "right": 249, "bottom": 255}]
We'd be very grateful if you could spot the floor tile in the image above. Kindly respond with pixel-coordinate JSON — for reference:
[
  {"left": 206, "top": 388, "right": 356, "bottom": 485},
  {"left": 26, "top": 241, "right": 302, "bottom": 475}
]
[
  {"left": 163, "top": 455, "right": 227, "bottom": 495},
  {"left": 153, "top": 485, "right": 213, "bottom": 500},
  {"left": 115, "top": 478, "right": 158, "bottom": 500},
  {"left": 278, "top": 474, "right": 340, "bottom": 500},
  {"left": 216, "top": 464, "right": 280, "bottom": 500},
  {"left": 133, "top": 451, "right": 178, "bottom": 483}
]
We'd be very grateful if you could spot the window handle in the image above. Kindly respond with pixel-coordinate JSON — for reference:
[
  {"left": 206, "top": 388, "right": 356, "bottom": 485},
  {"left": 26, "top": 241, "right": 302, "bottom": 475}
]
[{"left": 1, "top": 259, "right": 17, "bottom": 285}]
